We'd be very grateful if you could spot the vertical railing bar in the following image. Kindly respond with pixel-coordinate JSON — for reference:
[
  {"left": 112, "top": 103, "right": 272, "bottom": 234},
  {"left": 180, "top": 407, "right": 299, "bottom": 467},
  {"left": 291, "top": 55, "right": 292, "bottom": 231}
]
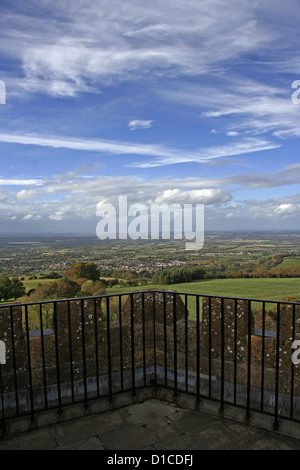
[
  {"left": 153, "top": 291, "right": 157, "bottom": 388},
  {"left": 290, "top": 303, "right": 296, "bottom": 420},
  {"left": 246, "top": 300, "right": 252, "bottom": 421},
  {"left": 80, "top": 299, "right": 88, "bottom": 409},
  {"left": 10, "top": 306, "right": 19, "bottom": 416},
  {"left": 233, "top": 299, "right": 237, "bottom": 405},
  {"left": 163, "top": 292, "right": 167, "bottom": 388},
  {"left": 119, "top": 295, "right": 124, "bottom": 393},
  {"left": 274, "top": 302, "right": 281, "bottom": 431},
  {"left": 130, "top": 293, "right": 135, "bottom": 396},
  {"left": 208, "top": 297, "right": 212, "bottom": 399},
  {"left": 53, "top": 302, "right": 62, "bottom": 415},
  {"left": 196, "top": 295, "right": 200, "bottom": 405},
  {"left": 53, "top": 302, "right": 62, "bottom": 414},
  {"left": 39, "top": 303, "right": 48, "bottom": 409},
  {"left": 93, "top": 298, "right": 100, "bottom": 398},
  {"left": 67, "top": 300, "right": 75, "bottom": 403},
  {"left": 141, "top": 293, "right": 146, "bottom": 388},
  {"left": 24, "top": 304, "right": 35, "bottom": 423},
  {"left": 106, "top": 296, "right": 113, "bottom": 402},
  {"left": 220, "top": 298, "right": 225, "bottom": 414},
  {"left": 185, "top": 294, "right": 188, "bottom": 393},
  {"left": 261, "top": 302, "right": 266, "bottom": 413},
  {"left": 173, "top": 293, "right": 178, "bottom": 397}
]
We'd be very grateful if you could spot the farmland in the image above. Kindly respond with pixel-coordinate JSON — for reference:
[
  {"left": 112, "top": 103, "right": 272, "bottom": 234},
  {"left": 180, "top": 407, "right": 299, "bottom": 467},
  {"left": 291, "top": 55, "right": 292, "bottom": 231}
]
[
  {"left": 1, "top": 231, "right": 300, "bottom": 278},
  {"left": 0, "top": 231, "right": 300, "bottom": 306}
]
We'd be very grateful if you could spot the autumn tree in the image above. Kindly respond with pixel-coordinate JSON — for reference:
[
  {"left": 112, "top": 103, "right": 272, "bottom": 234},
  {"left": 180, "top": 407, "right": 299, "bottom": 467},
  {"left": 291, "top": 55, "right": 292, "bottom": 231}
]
[
  {"left": 81, "top": 280, "right": 106, "bottom": 297},
  {"left": 64, "top": 262, "right": 101, "bottom": 282},
  {"left": 55, "top": 279, "right": 81, "bottom": 299}
]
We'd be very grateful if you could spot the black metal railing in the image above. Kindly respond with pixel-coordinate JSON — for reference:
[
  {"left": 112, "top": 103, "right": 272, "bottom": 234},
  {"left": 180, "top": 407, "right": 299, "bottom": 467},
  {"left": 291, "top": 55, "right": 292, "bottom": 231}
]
[{"left": 0, "top": 290, "right": 300, "bottom": 433}]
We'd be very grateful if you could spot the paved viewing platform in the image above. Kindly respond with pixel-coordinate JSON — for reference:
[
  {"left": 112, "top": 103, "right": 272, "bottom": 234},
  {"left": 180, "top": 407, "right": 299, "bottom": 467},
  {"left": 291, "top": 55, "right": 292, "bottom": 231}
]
[{"left": 0, "top": 397, "right": 299, "bottom": 451}]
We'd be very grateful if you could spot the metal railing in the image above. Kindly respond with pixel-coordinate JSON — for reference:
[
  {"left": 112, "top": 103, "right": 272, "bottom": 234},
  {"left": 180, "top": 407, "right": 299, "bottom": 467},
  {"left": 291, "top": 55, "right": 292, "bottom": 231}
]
[{"left": 0, "top": 290, "right": 300, "bottom": 433}]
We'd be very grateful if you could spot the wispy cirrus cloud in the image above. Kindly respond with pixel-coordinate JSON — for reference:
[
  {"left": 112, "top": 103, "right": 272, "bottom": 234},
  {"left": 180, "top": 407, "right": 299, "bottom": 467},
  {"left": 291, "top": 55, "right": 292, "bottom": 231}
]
[
  {"left": 0, "top": 0, "right": 278, "bottom": 98},
  {"left": 161, "top": 76, "right": 300, "bottom": 140},
  {"left": 0, "top": 132, "right": 185, "bottom": 159},
  {"left": 130, "top": 138, "right": 281, "bottom": 168},
  {"left": 0, "top": 133, "right": 280, "bottom": 167}
]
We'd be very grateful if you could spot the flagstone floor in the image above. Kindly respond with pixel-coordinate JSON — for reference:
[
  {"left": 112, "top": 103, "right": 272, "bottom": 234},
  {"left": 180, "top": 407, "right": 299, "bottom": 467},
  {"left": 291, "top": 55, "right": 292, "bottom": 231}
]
[{"left": 0, "top": 398, "right": 299, "bottom": 451}]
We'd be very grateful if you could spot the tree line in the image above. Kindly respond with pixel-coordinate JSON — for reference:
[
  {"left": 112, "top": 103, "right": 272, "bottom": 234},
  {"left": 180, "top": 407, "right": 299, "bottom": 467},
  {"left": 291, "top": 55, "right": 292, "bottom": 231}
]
[
  {"left": 224, "top": 265, "right": 300, "bottom": 279},
  {"left": 152, "top": 266, "right": 206, "bottom": 285},
  {"left": 151, "top": 262, "right": 300, "bottom": 285}
]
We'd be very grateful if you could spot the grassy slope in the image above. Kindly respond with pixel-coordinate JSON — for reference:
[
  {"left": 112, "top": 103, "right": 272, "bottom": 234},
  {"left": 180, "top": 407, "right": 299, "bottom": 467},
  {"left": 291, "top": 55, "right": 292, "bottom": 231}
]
[
  {"left": 106, "top": 277, "right": 300, "bottom": 302},
  {"left": 2, "top": 276, "right": 299, "bottom": 308},
  {"left": 276, "top": 257, "right": 300, "bottom": 268}
]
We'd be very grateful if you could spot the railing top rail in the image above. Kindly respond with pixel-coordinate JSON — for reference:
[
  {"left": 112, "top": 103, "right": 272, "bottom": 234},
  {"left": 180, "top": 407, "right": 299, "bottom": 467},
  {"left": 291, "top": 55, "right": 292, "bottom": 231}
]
[{"left": 0, "top": 289, "right": 300, "bottom": 309}]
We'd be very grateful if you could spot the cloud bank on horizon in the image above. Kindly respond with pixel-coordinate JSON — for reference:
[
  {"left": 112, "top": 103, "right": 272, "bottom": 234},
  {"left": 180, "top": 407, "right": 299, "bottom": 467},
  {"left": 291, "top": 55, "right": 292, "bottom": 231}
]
[{"left": 0, "top": 0, "right": 300, "bottom": 233}]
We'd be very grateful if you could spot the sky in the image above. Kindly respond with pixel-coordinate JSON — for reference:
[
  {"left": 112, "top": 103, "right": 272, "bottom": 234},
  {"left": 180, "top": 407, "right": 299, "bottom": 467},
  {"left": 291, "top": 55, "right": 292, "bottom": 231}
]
[{"left": 0, "top": 0, "right": 300, "bottom": 236}]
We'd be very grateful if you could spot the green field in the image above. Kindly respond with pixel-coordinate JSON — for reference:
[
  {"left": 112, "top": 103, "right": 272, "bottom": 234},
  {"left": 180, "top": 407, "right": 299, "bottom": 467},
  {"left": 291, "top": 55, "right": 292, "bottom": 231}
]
[
  {"left": 276, "top": 257, "right": 300, "bottom": 268},
  {"left": 105, "top": 277, "right": 300, "bottom": 320},
  {"left": 17, "top": 275, "right": 300, "bottom": 304},
  {"left": 2, "top": 276, "right": 299, "bottom": 327},
  {"left": 22, "top": 277, "right": 52, "bottom": 290},
  {"left": 107, "top": 277, "right": 300, "bottom": 302},
  {"left": 4, "top": 276, "right": 300, "bottom": 307}
]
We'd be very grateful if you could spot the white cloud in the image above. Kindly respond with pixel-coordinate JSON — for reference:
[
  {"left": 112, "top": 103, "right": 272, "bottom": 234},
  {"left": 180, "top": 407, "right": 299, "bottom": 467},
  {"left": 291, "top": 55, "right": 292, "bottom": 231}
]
[
  {"left": 22, "top": 214, "right": 41, "bottom": 220},
  {"left": 227, "top": 131, "right": 239, "bottom": 137},
  {"left": 49, "top": 211, "right": 66, "bottom": 221},
  {"left": 0, "top": 178, "right": 43, "bottom": 186},
  {"left": 274, "top": 203, "right": 299, "bottom": 215},
  {"left": 0, "top": 161, "right": 299, "bottom": 231},
  {"left": 128, "top": 120, "right": 154, "bottom": 131},
  {"left": 152, "top": 188, "right": 231, "bottom": 206},
  {"left": 16, "top": 189, "right": 38, "bottom": 200},
  {"left": 6, "top": 162, "right": 300, "bottom": 220}
]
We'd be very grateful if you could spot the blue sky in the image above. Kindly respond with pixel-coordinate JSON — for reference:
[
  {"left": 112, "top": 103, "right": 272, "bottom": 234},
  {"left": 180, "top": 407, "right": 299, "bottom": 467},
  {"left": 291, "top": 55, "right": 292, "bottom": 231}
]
[{"left": 0, "top": 0, "right": 300, "bottom": 234}]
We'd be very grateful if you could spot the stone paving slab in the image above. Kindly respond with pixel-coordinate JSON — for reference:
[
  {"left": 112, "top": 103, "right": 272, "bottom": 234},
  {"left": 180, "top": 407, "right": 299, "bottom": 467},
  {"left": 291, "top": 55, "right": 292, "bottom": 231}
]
[{"left": 0, "top": 399, "right": 300, "bottom": 451}]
